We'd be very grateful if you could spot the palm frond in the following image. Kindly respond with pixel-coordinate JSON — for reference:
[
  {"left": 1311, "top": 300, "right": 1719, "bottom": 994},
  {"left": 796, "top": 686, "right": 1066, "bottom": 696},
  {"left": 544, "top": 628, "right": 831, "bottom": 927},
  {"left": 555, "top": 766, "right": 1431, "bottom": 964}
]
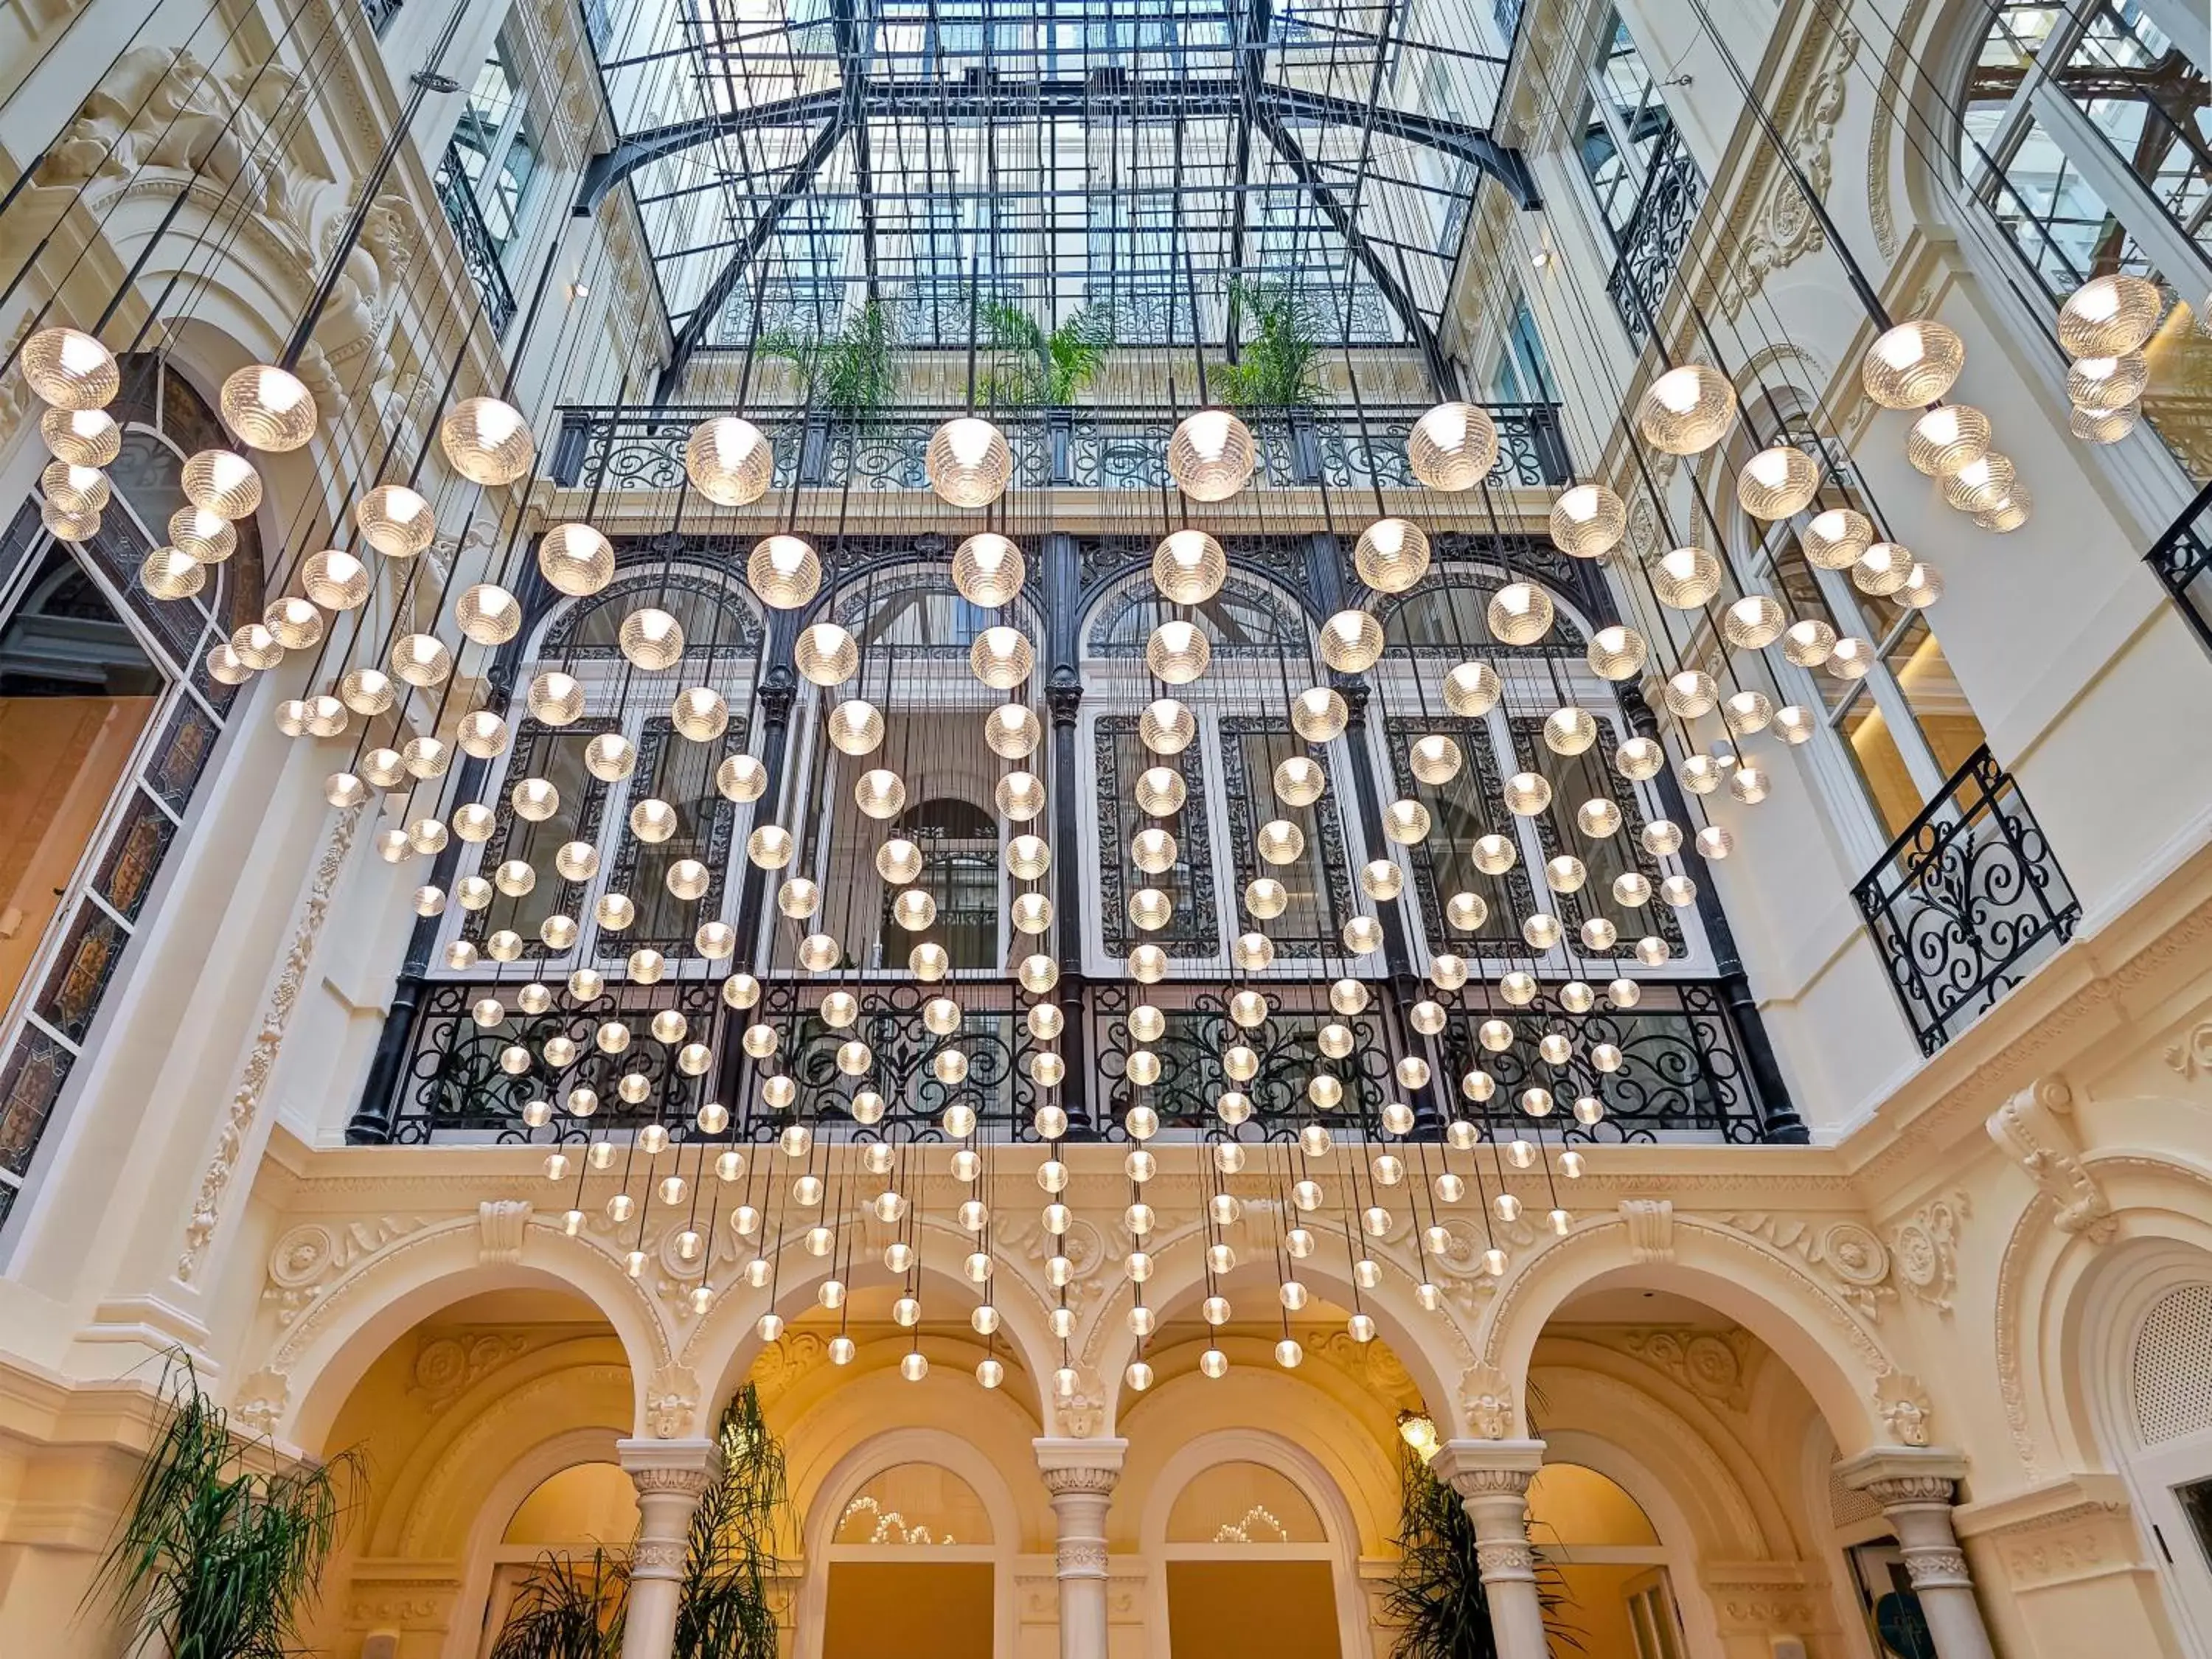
[
  {"left": 95, "top": 1352, "right": 360, "bottom": 1659},
  {"left": 1215, "top": 279, "right": 1326, "bottom": 411},
  {"left": 1385, "top": 1451, "right": 1582, "bottom": 1659},
  {"left": 491, "top": 1550, "right": 625, "bottom": 1659},
  {"left": 673, "top": 1384, "right": 787, "bottom": 1659}
]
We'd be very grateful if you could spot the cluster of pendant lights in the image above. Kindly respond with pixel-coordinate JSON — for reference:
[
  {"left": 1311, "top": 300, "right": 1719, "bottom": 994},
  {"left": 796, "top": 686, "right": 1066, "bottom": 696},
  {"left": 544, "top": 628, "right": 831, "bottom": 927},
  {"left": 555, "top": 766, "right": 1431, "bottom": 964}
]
[
  {"left": 24, "top": 305, "right": 1985, "bottom": 1391},
  {"left": 2053, "top": 273, "right": 2167, "bottom": 456}
]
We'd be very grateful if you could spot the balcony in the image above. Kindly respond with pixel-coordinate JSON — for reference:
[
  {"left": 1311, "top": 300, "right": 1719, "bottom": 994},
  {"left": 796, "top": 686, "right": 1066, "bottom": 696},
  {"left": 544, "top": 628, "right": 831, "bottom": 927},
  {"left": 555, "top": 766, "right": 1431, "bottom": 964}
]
[
  {"left": 431, "top": 142, "right": 518, "bottom": 339},
  {"left": 546, "top": 402, "right": 1574, "bottom": 494},
  {"left": 2146, "top": 476, "right": 2212, "bottom": 658},
  {"left": 1605, "top": 127, "right": 1703, "bottom": 347},
  {"left": 349, "top": 973, "right": 1790, "bottom": 1148},
  {"left": 1851, "top": 746, "right": 2081, "bottom": 1056}
]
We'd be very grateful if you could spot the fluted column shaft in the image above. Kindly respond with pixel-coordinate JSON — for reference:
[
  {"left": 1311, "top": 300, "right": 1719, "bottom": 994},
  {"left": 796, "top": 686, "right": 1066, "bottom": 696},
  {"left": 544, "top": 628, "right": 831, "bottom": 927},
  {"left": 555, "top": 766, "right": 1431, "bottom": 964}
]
[
  {"left": 1838, "top": 1449, "right": 1994, "bottom": 1659},
  {"left": 1036, "top": 1437, "right": 1126, "bottom": 1659},
  {"left": 618, "top": 1438, "right": 720, "bottom": 1659},
  {"left": 1431, "top": 1439, "right": 1550, "bottom": 1659}
]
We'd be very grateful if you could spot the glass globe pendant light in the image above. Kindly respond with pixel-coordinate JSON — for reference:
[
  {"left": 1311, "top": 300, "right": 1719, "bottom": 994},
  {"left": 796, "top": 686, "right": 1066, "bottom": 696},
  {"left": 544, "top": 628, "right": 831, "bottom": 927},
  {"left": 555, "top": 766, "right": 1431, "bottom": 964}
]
[
  {"left": 748, "top": 534, "right": 821, "bottom": 608},
  {"left": 440, "top": 395, "right": 536, "bottom": 484},
  {"left": 1548, "top": 483, "right": 1626, "bottom": 557},
  {"left": 953, "top": 532, "right": 1025, "bottom": 605},
  {"left": 1637, "top": 364, "right": 1736, "bottom": 453},
  {"left": 1736, "top": 445, "right": 1819, "bottom": 518},
  {"left": 22, "top": 327, "right": 120, "bottom": 410},
  {"left": 1905, "top": 405, "right": 1990, "bottom": 477},
  {"left": 1353, "top": 518, "right": 1431, "bottom": 594},
  {"left": 1860, "top": 319, "right": 1964, "bottom": 408},
  {"left": 1167, "top": 407, "right": 1254, "bottom": 501},
  {"left": 928, "top": 416, "right": 1012, "bottom": 507},
  {"left": 221, "top": 364, "right": 319, "bottom": 452},
  {"left": 2058, "top": 274, "right": 2160, "bottom": 358},
  {"left": 1152, "top": 529, "right": 1225, "bottom": 602},
  {"left": 684, "top": 415, "right": 773, "bottom": 504},
  {"left": 1407, "top": 400, "right": 1499, "bottom": 490},
  {"left": 359, "top": 484, "right": 438, "bottom": 557}
]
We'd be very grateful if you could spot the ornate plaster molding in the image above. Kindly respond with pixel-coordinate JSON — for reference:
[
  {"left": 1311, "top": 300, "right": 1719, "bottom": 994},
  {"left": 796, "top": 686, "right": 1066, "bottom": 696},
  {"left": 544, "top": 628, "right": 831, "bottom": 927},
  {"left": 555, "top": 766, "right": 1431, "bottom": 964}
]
[
  {"left": 1620, "top": 1197, "right": 1675, "bottom": 1264},
  {"left": 1711, "top": 22, "right": 1863, "bottom": 319},
  {"left": 1986, "top": 1077, "right": 2115, "bottom": 1244},
  {"left": 178, "top": 804, "right": 363, "bottom": 1283},
  {"left": 1888, "top": 1192, "right": 1969, "bottom": 1315}
]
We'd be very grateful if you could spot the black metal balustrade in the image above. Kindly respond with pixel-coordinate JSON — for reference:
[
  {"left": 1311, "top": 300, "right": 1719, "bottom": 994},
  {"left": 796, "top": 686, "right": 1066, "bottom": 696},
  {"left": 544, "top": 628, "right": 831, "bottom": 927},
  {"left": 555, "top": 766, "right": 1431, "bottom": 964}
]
[
  {"left": 546, "top": 402, "right": 1573, "bottom": 495},
  {"left": 1851, "top": 746, "right": 2081, "bottom": 1057},
  {"left": 431, "top": 142, "right": 518, "bottom": 338},
  {"left": 2146, "top": 476, "right": 2212, "bottom": 658},
  {"left": 1606, "top": 127, "right": 1704, "bottom": 347},
  {"left": 358, "top": 972, "right": 1779, "bottom": 1147}
]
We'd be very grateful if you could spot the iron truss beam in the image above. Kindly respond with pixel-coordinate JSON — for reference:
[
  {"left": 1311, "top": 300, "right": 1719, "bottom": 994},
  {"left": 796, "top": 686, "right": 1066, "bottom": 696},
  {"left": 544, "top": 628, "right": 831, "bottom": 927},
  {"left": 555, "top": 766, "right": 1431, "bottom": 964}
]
[
  {"left": 1253, "top": 106, "right": 1453, "bottom": 390},
  {"left": 577, "top": 73, "right": 1538, "bottom": 215}
]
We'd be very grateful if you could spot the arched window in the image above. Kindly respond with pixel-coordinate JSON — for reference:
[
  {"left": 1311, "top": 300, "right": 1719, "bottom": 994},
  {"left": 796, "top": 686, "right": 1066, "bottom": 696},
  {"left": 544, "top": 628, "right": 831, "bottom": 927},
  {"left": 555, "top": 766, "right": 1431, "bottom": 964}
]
[
  {"left": 821, "top": 1464, "right": 996, "bottom": 1659},
  {"left": 1077, "top": 564, "right": 1339, "bottom": 974},
  {"left": 1727, "top": 401, "right": 1987, "bottom": 852},
  {"left": 1161, "top": 1460, "right": 1341, "bottom": 1659},
  {"left": 1524, "top": 1463, "right": 1687, "bottom": 1659},
  {"left": 0, "top": 353, "right": 261, "bottom": 1232},
  {"left": 442, "top": 563, "right": 763, "bottom": 968},
  {"left": 479, "top": 1462, "right": 636, "bottom": 1654},
  {"left": 1368, "top": 556, "right": 1686, "bottom": 970},
  {"left": 1963, "top": 1, "right": 2212, "bottom": 481}
]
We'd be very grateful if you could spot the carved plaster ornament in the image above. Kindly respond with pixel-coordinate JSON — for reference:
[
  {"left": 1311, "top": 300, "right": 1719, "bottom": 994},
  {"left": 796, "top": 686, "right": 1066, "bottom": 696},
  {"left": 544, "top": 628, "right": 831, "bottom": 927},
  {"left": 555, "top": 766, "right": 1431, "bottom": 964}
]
[
  {"left": 1986, "top": 1077, "right": 2115, "bottom": 1243},
  {"left": 645, "top": 1363, "right": 700, "bottom": 1439},
  {"left": 1458, "top": 1363, "right": 1517, "bottom": 1439},
  {"left": 1889, "top": 1192, "right": 1968, "bottom": 1314},
  {"left": 1876, "top": 1372, "right": 1934, "bottom": 1448},
  {"left": 477, "top": 1199, "right": 532, "bottom": 1265},
  {"left": 1620, "top": 1197, "right": 1675, "bottom": 1264}
]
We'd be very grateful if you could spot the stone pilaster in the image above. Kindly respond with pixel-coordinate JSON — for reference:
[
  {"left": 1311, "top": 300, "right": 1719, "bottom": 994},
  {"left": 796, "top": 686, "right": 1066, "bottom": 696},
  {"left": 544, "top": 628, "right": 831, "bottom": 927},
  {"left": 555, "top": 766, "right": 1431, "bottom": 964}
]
[
  {"left": 1035, "top": 1437, "right": 1127, "bottom": 1659},
  {"left": 1838, "top": 1447, "right": 1995, "bottom": 1659},
  {"left": 617, "top": 1438, "right": 720, "bottom": 1659},
  {"left": 1430, "top": 1439, "right": 1551, "bottom": 1659}
]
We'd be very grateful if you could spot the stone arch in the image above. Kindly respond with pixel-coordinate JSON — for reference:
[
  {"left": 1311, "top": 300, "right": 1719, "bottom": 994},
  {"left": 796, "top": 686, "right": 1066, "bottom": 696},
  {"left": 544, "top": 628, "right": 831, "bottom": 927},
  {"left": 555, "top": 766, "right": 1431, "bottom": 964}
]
[
  {"left": 1081, "top": 1212, "right": 1470, "bottom": 1439},
  {"left": 788, "top": 1422, "right": 1028, "bottom": 1659},
  {"left": 1132, "top": 1420, "right": 1377, "bottom": 1659},
  {"left": 684, "top": 1218, "right": 1058, "bottom": 1436},
  {"left": 1996, "top": 1142, "right": 2212, "bottom": 1478},
  {"left": 257, "top": 1214, "right": 675, "bottom": 1452},
  {"left": 1478, "top": 1214, "right": 1902, "bottom": 1454}
]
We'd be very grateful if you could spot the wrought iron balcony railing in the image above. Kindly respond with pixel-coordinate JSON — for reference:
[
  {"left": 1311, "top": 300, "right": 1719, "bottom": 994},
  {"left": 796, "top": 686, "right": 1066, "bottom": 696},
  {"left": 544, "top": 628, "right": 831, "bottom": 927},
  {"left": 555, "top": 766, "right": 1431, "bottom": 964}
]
[
  {"left": 1851, "top": 745, "right": 2081, "bottom": 1057},
  {"left": 1606, "top": 126, "right": 1704, "bottom": 347},
  {"left": 349, "top": 972, "right": 1783, "bottom": 1149},
  {"left": 546, "top": 402, "right": 1573, "bottom": 494},
  {"left": 2146, "top": 475, "right": 2212, "bottom": 658},
  {"left": 431, "top": 142, "right": 518, "bottom": 339}
]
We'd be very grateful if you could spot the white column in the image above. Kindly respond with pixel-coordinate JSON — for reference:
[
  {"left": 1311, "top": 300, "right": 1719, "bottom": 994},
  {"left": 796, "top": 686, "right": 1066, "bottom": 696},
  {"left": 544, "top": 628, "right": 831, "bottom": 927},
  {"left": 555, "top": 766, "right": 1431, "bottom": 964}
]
[
  {"left": 1034, "top": 1437, "right": 1127, "bottom": 1659},
  {"left": 617, "top": 1437, "right": 720, "bottom": 1659},
  {"left": 1837, "top": 1449, "right": 1996, "bottom": 1659},
  {"left": 1430, "top": 1439, "right": 1550, "bottom": 1659}
]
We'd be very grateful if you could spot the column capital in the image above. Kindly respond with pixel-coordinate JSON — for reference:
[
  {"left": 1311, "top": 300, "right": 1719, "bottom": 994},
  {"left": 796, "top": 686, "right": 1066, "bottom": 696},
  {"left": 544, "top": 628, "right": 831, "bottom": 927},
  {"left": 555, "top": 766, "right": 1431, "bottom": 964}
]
[
  {"left": 1834, "top": 1445, "right": 1969, "bottom": 1504},
  {"left": 618, "top": 1436, "right": 722, "bottom": 1497},
  {"left": 1430, "top": 1437, "right": 1545, "bottom": 1500},
  {"left": 1034, "top": 1436, "right": 1127, "bottom": 1494}
]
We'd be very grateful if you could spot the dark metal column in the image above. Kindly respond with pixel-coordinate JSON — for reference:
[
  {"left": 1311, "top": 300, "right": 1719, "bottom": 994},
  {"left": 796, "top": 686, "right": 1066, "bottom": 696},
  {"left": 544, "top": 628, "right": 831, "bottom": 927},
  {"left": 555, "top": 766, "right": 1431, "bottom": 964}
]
[{"left": 1042, "top": 532, "right": 1091, "bottom": 1136}]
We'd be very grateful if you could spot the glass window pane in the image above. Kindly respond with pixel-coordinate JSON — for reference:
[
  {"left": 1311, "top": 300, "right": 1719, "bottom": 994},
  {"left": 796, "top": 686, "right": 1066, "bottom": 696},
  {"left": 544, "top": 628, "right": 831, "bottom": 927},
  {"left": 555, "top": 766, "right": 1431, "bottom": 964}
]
[
  {"left": 1098, "top": 719, "right": 1218, "bottom": 959},
  {"left": 1217, "top": 720, "right": 1349, "bottom": 958},
  {"left": 886, "top": 796, "right": 1000, "bottom": 973},
  {"left": 612, "top": 719, "right": 737, "bottom": 956},
  {"left": 1837, "top": 692, "right": 1924, "bottom": 843},
  {"left": 0, "top": 545, "right": 166, "bottom": 1017},
  {"left": 1506, "top": 717, "right": 1682, "bottom": 959},
  {"left": 473, "top": 723, "right": 609, "bottom": 950},
  {"left": 1382, "top": 717, "right": 1527, "bottom": 947},
  {"left": 1883, "top": 619, "right": 1987, "bottom": 782}
]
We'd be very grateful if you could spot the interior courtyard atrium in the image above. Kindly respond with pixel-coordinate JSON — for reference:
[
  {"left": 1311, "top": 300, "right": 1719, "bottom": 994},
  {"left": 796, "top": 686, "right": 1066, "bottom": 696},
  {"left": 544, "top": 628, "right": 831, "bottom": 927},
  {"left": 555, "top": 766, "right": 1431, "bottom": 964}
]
[{"left": 7, "top": 0, "right": 2212, "bottom": 1654}]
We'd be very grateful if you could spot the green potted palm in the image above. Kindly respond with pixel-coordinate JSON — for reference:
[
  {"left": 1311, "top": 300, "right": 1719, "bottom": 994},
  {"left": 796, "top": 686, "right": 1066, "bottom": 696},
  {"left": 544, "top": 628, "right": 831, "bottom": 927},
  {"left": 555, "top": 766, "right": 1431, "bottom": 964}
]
[
  {"left": 762, "top": 299, "right": 902, "bottom": 480},
  {"left": 1215, "top": 280, "right": 1329, "bottom": 481},
  {"left": 1385, "top": 1450, "right": 1579, "bottom": 1658},
  {"left": 94, "top": 1356, "right": 360, "bottom": 1659},
  {"left": 490, "top": 1385, "right": 787, "bottom": 1659},
  {"left": 978, "top": 299, "right": 1116, "bottom": 481}
]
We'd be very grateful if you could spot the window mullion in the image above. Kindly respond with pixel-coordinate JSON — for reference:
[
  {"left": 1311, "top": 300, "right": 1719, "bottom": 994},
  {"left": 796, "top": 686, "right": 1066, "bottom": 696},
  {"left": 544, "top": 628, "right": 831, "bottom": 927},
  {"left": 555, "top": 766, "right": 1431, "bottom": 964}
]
[{"left": 2028, "top": 74, "right": 2212, "bottom": 291}]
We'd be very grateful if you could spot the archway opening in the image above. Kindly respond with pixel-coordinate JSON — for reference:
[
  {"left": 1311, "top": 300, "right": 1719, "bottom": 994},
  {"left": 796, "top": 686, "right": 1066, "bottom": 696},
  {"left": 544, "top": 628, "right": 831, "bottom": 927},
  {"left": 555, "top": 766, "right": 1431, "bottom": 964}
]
[
  {"left": 1162, "top": 1460, "right": 1340, "bottom": 1659},
  {"left": 477, "top": 1461, "right": 638, "bottom": 1656},
  {"left": 1526, "top": 1463, "right": 1684, "bottom": 1659},
  {"left": 821, "top": 1463, "right": 996, "bottom": 1659}
]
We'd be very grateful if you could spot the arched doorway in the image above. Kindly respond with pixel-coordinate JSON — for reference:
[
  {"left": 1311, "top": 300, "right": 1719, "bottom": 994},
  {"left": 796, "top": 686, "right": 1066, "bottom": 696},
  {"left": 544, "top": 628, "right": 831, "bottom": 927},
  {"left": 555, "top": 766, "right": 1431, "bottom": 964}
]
[
  {"left": 820, "top": 1463, "right": 998, "bottom": 1659},
  {"left": 1526, "top": 1463, "right": 1687, "bottom": 1659},
  {"left": 1161, "top": 1459, "right": 1343, "bottom": 1659},
  {"left": 475, "top": 1462, "right": 638, "bottom": 1656}
]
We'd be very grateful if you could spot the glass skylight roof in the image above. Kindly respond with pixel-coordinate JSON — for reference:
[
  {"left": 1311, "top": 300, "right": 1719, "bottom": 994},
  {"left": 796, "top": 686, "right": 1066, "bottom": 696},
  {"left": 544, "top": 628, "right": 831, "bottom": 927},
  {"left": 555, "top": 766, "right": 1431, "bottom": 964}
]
[{"left": 585, "top": 0, "right": 1516, "bottom": 373}]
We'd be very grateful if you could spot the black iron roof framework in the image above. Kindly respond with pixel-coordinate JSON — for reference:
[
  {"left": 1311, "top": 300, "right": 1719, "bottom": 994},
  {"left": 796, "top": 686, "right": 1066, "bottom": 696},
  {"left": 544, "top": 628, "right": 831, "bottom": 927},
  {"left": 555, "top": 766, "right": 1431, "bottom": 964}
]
[{"left": 579, "top": 0, "right": 1534, "bottom": 400}]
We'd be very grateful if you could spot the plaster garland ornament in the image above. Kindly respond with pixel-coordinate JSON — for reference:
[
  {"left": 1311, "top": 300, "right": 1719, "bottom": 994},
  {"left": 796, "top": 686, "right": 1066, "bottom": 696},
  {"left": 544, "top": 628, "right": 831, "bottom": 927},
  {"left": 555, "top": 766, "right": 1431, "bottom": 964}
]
[
  {"left": 1888, "top": 1192, "right": 1968, "bottom": 1315},
  {"left": 177, "top": 805, "right": 364, "bottom": 1283}
]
